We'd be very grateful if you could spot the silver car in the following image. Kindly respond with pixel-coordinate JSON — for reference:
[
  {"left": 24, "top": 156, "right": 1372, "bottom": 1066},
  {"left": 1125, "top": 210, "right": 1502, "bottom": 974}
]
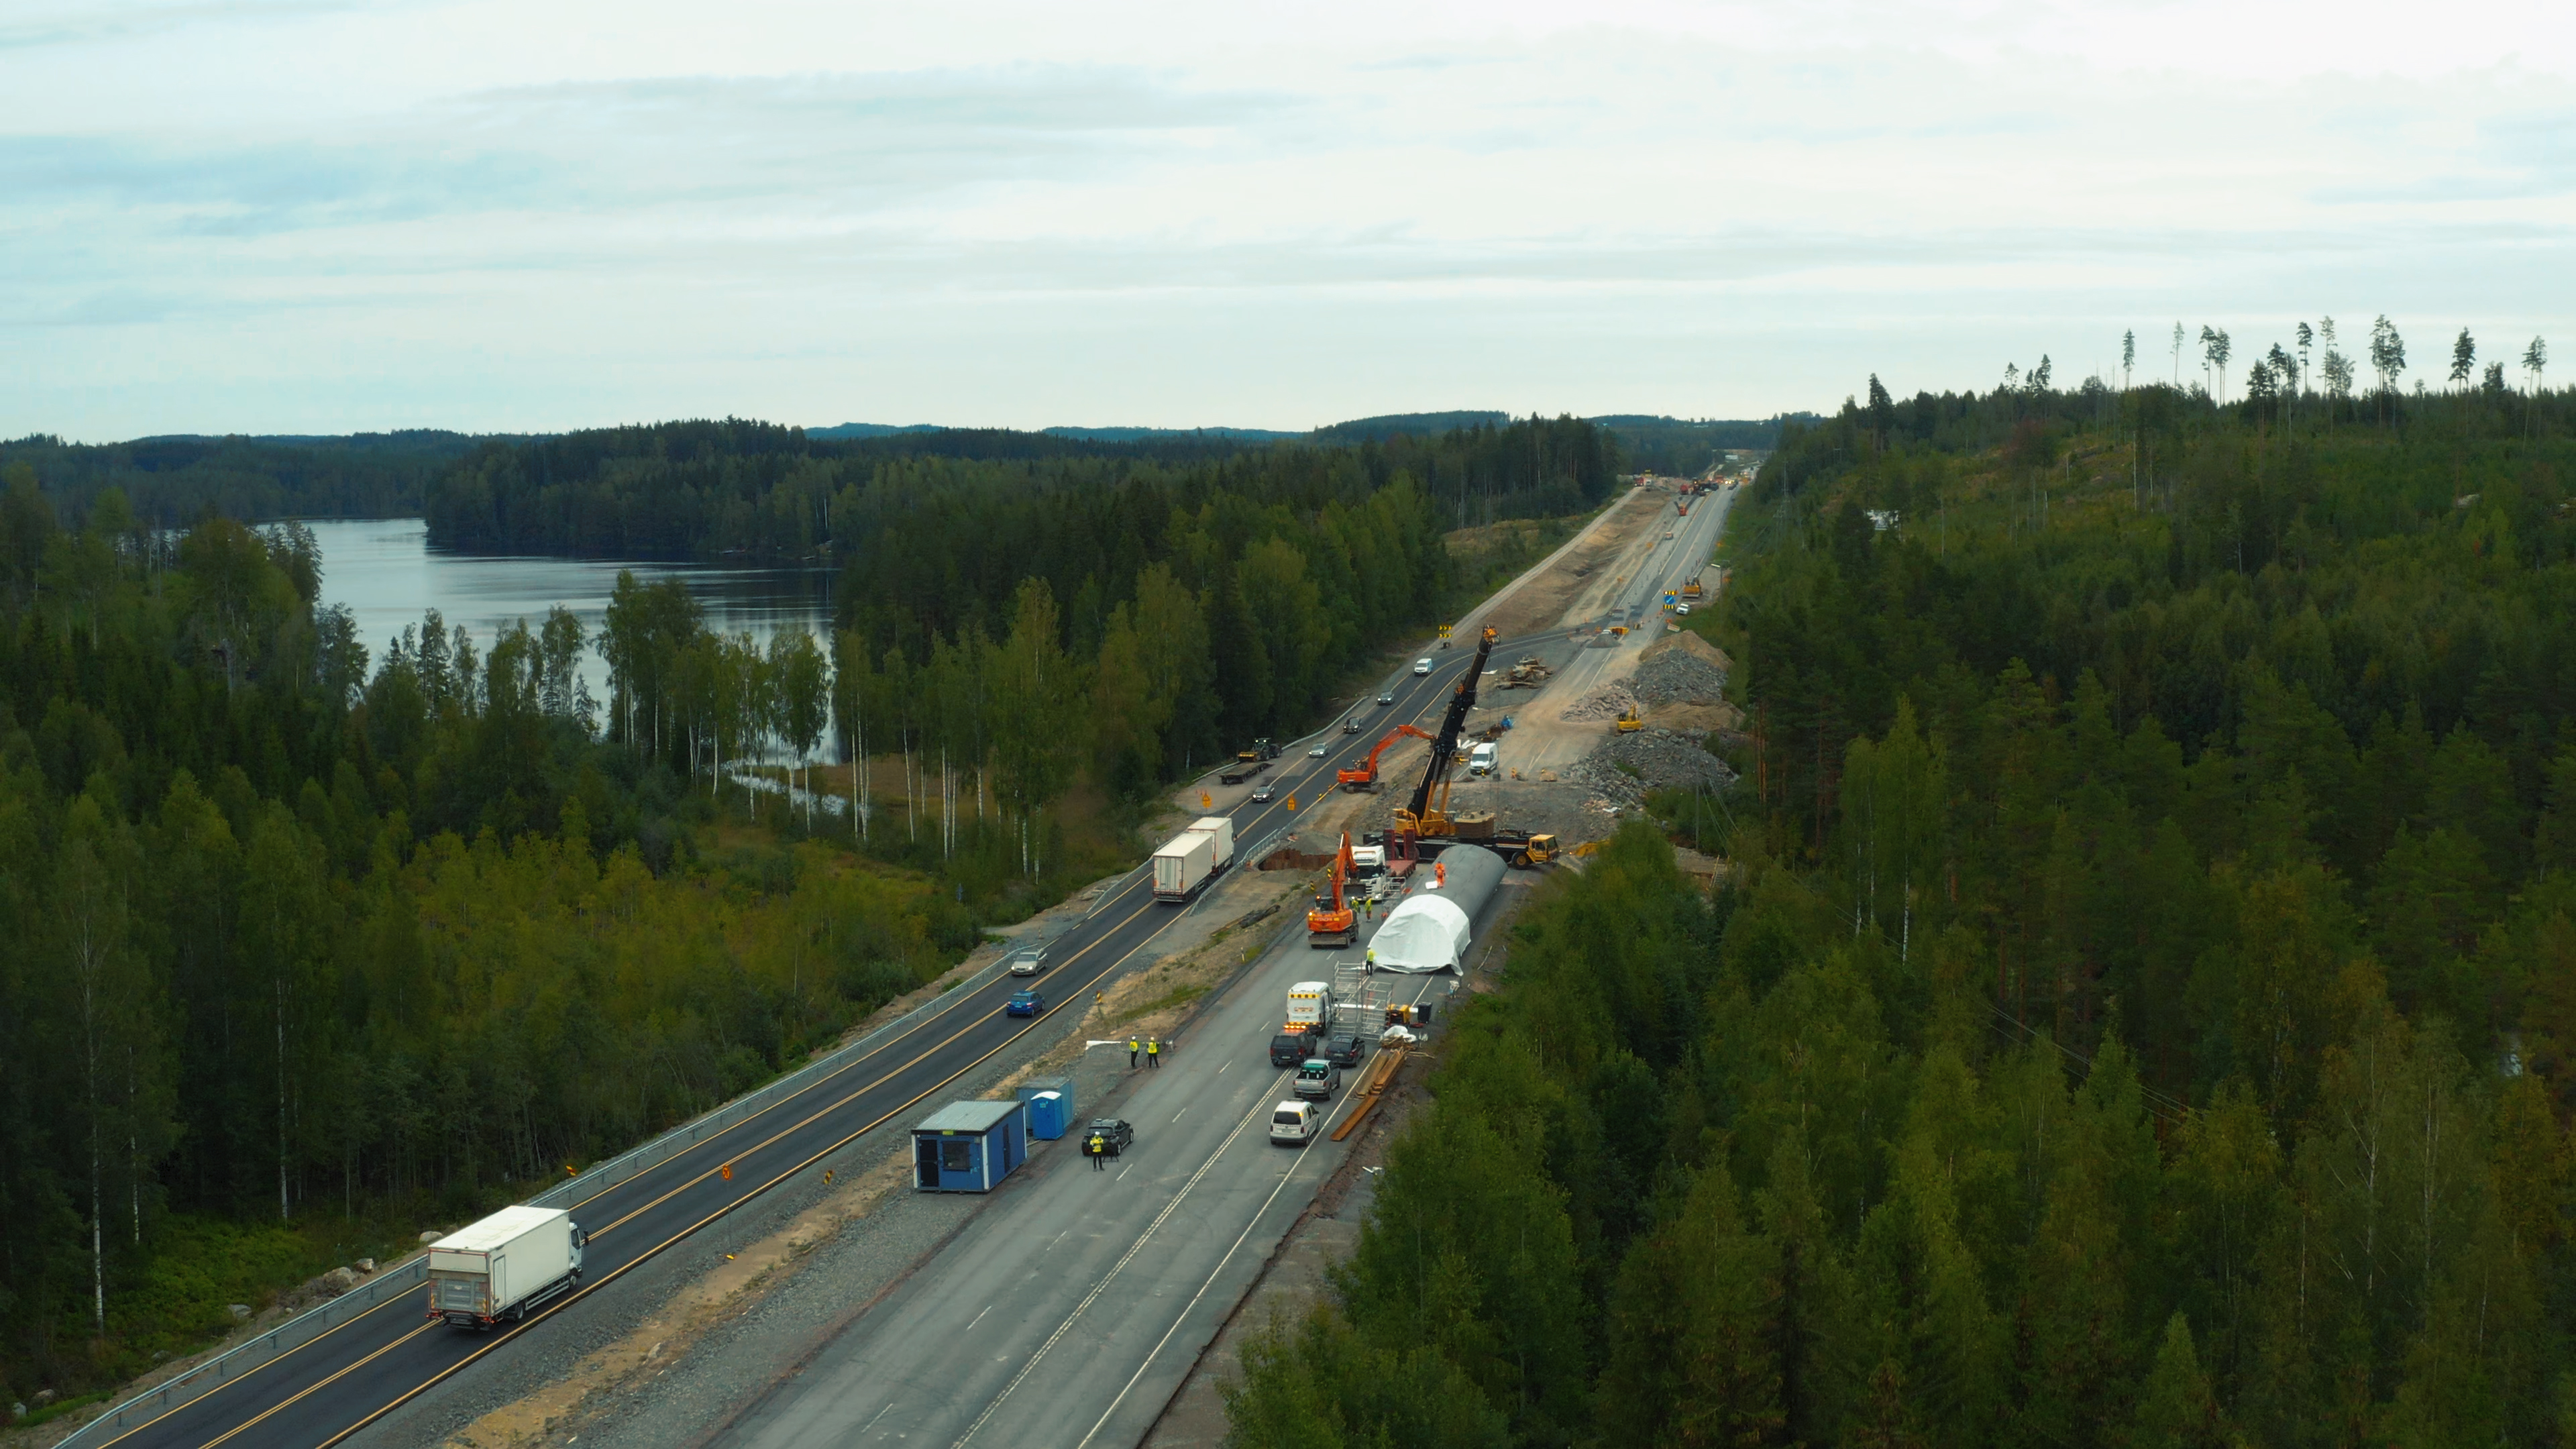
[{"left": 1009, "top": 945, "right": 1048, "bottom": 977}]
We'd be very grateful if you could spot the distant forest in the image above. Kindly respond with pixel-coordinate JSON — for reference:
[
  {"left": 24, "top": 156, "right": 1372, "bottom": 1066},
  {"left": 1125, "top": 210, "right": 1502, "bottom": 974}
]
[
  {"left": 0, "top": 431, "right": 496, "bottom": 526},
  {"left": 1229, "top": 339, "right": 2576, "bottom": 1446}
]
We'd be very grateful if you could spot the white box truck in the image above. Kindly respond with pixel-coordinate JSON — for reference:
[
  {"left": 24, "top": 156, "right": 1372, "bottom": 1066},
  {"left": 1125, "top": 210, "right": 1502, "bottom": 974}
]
[
  {"left": 425, "top": 1204, "right": 586, "bottom": 1330},
  {"left": 1151, "top": 817, "right": 1236, "bottom": 903},
  {"left": 1189, "top": 815, "right": 1235, "bottom": 866}
]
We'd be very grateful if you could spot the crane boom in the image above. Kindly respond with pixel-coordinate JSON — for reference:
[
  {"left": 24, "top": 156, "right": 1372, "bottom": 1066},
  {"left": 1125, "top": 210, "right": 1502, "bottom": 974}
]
[{"left": 1403, "top": 627, "right": 1496, "bottom": 828}]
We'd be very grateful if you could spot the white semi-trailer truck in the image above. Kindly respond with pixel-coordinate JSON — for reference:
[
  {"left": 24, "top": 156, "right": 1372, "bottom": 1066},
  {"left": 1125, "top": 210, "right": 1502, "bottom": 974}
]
[
  {"left": 1151, "top": 816, "right": 1237, "bottom": 903},
  {"left": 425, "top": 1204, "right": 586, "bottom": 1330}
]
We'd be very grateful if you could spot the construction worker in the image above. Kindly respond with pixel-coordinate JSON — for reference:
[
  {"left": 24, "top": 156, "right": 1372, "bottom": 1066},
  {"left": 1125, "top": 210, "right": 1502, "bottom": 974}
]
[
  {"left": 1366, "top": 946, "right": 1377, "bottom": 971},
  {"left": 1088, "top": 1131, "right": 1108, "bottom": 1169},
  {"left": 1128, "top": 1036, "right": 1140, "bottom": 1069},
  {"left": 1146, "top": 1036, "right": 1162, "bottom": 1069}
]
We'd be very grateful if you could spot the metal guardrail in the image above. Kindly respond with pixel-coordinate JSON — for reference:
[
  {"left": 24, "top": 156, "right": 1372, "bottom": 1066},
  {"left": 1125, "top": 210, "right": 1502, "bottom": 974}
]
[
  {"left": 57, "top": 1260, "right": 430, "bottom": 1448},
  {"left": 55, "top": 936, "right": 1043, "bottom": 1449}
]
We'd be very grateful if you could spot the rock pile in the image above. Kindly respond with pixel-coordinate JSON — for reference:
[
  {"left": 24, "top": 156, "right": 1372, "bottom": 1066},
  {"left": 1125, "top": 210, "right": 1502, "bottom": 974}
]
[
  {"left": 1630, "top": 648, "right": 1729, "bottom": 708},
  {"left": 1560, "top": 682, "right": 1641, "bottom": 722},
  {"left": 1568, "top": 728, "right": 1737, "bottom": 808}
]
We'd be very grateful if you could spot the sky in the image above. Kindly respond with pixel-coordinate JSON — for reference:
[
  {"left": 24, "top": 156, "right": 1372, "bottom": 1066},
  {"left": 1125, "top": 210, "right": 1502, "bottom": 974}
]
[{"left": 5, "top": 0, "right": 2572, "bottom": 440}]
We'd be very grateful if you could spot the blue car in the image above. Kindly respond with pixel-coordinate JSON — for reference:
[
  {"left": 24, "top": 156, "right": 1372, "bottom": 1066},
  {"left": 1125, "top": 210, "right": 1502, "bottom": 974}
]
[{"left": 1007, "top": 988, "right": 1043, "bottom": 1018}]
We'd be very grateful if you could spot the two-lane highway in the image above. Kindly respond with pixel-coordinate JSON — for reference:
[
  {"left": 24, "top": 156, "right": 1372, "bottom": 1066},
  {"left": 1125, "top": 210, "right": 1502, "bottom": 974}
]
[{"left": 74, "top": 626, "right": 1517, "bottom": 1449}]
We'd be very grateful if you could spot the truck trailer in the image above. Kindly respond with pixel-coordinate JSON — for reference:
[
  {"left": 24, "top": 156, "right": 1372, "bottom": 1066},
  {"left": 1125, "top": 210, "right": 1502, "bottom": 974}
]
[
  {"left": 426, "top": 1205, "right": 586, "bottom": 1330},
  {"left": 1151, "top": 817, "right": 1237, "bottom": 903}
]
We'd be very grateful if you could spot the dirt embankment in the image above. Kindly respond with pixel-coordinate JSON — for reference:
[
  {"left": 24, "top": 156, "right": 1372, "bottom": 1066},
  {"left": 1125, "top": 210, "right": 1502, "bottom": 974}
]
[{"left": 1477, "top": 487, "right": 1671, "bottom": 639}]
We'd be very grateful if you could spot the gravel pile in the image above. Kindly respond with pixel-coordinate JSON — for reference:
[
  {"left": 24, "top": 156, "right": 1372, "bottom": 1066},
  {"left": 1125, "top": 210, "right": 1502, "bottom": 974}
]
[
  {"left": 1630, "top": 649, "right": 1729, "bottom": 707},
  {"left": 1560, "top": 682, "right": 1642, "bottom": 722},
  {"left": 1567, "top": 728, "right": 1736, "bottom": 808}
]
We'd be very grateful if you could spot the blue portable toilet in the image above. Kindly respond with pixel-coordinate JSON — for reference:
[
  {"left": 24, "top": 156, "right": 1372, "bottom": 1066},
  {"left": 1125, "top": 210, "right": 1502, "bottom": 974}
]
[
  {"left": 1024, "top": 1091, "right": 1068, "bottom": 1140},
  {"left": 912, "top": 1100, "right": 1028, "bottom": 1193},
  {"left": 1016, "top": 1075, "right": 1076, "bottom": 1140}
]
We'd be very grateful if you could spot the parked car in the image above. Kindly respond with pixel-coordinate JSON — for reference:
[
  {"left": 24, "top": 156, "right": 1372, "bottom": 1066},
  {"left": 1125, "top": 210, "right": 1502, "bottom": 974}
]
[
  {"left": 1251, "top": 785, "right": 1275, "bottom": 802},
  {"left": 1376, "top": 691, "right": 1395, "bottom": 706},
  {"left": 1324, "top": 1031, "right": 1364, "bottom": 1069},
  {"left": 1294, "top": 1058, "right": 1342, "bottom": 1101},
  {"left": 1270, "top": 1029, "right": 1320, "bottom": 1069},
  {"left": 1674, "top": 604, "right": 1691, "bottom": 616},
  {"left": 1308, "top": 744, "right": 1328, "bottom": 757},
  {"left": 1009, "top": 945, "right": 1049, "bottom": 976},
  {"left": 1085, "top": 1118, "right": 1135, "bottom": 1155},
  {"left": 1006, "top": 988, "right": 1043, "bottom": 1017},
  {"left": 1271, "top": 1101, "right": 1320, "bottom": 1146}
]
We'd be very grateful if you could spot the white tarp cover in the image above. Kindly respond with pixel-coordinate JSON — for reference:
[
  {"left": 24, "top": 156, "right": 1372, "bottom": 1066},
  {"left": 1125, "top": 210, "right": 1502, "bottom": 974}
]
[{"left": 1372, "top": 894, "right": 1470, "bottom": 973}]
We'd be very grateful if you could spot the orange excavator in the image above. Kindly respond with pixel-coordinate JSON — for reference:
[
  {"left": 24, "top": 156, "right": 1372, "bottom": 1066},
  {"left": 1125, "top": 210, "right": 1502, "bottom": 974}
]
[
  {"left": 1307, "top": 832, "right": 1357, "bottom": 948},
  {"left": 1337, "top": 723, "right": 1434, "bottom": 793}
]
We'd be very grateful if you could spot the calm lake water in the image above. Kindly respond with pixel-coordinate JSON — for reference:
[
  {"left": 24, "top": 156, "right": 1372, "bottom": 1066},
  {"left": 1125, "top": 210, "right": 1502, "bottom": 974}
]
[{"left": 305, "top": 519, "right": 838, "bottom": 725}]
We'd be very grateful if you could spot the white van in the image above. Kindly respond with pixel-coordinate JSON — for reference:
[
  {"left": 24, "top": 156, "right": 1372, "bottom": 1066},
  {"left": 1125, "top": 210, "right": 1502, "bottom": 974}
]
[
  {"left": 1413, "top": 658, "right": 1433, "bottom": 676},
  {"left": 1270, "top": 1101, "right": 1320, "bottom": 1146},
  {"left": 1467, "top": 742, "right": 1498, "bottom": 777}
]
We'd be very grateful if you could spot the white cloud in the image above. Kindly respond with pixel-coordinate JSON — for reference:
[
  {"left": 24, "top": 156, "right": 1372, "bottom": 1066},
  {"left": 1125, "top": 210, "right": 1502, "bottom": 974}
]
[{"left": 3, "top": 0, "right": 2571, "bottom": 437}]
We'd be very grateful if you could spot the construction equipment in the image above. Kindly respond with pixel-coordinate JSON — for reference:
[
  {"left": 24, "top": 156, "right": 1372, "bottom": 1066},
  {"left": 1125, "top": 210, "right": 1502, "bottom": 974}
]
[
  {"left": 1393, "top": 627, "right": 1496, "bottom": 850},
  {"left": 1220, "top": 737, "right": 1281, "bottom": 785},
  {"left": 1306, "top": 833, "right": 1356, "bottom": 948},
  {"left": 1681, "top": 579, "right": 1703, "bottom": 600},
  {"left": 1615, "top": 706, "right": 1643, "bottom": 733},
  {"left": 1338, "top": 723, "right": 1433, "bottom": 792}
]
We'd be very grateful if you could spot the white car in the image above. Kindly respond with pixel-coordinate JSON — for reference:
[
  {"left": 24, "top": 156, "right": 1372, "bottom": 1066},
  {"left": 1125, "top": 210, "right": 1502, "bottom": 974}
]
[
  {"left": 1009, "top": 946, "right": 1049, "bottom": 977},
  {"left": 1413, "top": 658, "right": 1433, "bottom": 675},
  {"left": 1674, "top": 604, "right": 1691, "bottom": 616},
  {"left": 1270, "top": 1101, "right": 1320, "bottom": 1146}
]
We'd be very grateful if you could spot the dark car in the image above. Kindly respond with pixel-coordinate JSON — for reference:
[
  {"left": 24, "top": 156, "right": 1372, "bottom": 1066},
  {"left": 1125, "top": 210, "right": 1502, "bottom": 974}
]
[
  {"left": 1376, "top": 691, "right": 1395, "bottom": 706},
  {"left": 1085, "top": 1118, "right": 1135, "bottom": 1155},
  {"left": 1269, "top": 1030, "right": 1319, "bottom": 1069},
  {"left": 1324, "top": 1032, "right": 1364, "bottom": 1069},
  {"left": 1006, "top": 988, "right": 1043, "bottom": 1017}
]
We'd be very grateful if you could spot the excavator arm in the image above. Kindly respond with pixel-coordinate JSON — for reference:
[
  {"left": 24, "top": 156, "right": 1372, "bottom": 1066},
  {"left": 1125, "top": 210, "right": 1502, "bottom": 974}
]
[{"left": 1338, "top": 723, "right": 1434, "bottom": 790}]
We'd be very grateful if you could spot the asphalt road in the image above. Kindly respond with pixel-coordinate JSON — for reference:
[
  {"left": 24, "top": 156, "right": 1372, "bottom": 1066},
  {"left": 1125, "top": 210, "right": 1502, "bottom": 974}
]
[
  {"left": 76, "top": 609, "right": 1540, "bottom": 1449},
  {"left": 706, "top": 854, "right": 1501, "bottom": 1449}
]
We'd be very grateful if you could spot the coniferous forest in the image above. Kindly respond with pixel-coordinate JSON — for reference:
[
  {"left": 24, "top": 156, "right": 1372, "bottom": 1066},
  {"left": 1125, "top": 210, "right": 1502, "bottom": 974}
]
[{"left": 1226, "top": 360, "right": 2576, "bottom": 1446}]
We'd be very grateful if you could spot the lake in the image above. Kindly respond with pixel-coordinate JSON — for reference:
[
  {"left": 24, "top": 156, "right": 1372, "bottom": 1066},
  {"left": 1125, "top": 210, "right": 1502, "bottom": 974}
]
[{"left": 306, "top": 519, "right": 838, "bottom": 733}]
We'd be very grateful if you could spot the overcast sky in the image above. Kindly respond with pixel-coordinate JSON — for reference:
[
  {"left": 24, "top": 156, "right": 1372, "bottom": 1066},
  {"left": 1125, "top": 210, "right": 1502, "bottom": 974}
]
[{"left": 6, "top": 0, "right": 2571, "bottom": 440}]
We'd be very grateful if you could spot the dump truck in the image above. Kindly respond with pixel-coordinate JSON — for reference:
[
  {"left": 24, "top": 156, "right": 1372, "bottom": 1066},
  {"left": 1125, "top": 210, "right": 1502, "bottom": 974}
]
[
  {"left": 426, "top": 1205, "right": 586, "bottom": 1330},
  {"left": 1152, "top": 816, "right": 1236, "bottom": 903}
]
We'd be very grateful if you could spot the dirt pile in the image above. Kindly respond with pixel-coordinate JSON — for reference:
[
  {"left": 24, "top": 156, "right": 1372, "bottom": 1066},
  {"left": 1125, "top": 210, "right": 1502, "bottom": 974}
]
[
  {"left": 1560, "top": 682, "right": 1641, "bottom": 723},
  {"left": 1567, "top": 728, "right": 1737, "bottom": 808}
]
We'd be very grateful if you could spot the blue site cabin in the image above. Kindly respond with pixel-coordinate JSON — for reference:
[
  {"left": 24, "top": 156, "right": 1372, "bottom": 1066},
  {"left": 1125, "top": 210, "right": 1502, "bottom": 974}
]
[{"left": 912, "top": 1099, "right": 1028, "bottom": 1192}]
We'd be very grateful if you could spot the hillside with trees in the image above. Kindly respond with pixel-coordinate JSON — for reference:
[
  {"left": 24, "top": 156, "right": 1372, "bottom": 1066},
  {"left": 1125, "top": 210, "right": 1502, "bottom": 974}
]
[{"left": 1226, "top": 336, "right": 2576, "bottom": 1446}]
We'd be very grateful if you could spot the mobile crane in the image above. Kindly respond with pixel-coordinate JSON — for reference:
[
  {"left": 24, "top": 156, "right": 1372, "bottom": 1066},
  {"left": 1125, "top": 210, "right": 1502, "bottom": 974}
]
[
  {"left": 1338, "top": 723, "right": 1435, "bottom": 792},
  {"left": 1386, "top": 626, "right": 1557, "bottom": 868},
  {"left": 1306, "top": 832, "right": 1357, "bottom": 948}
]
